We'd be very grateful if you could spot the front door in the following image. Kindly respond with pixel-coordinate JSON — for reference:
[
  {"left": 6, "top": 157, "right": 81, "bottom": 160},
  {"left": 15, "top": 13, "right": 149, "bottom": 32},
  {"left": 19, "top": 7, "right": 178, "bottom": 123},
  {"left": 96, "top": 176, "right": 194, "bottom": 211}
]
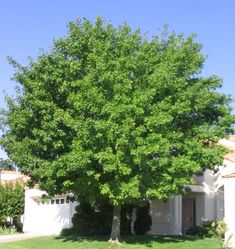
[{"left": 182, "top": 198, "right": 195, "bottom": 233}]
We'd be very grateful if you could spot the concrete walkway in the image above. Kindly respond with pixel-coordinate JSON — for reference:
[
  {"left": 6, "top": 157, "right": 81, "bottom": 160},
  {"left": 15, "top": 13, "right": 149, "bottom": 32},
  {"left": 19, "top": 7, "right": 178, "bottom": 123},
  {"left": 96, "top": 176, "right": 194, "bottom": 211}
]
[{"left": 0, "top": 233, "right": 47, "bottom": 243}]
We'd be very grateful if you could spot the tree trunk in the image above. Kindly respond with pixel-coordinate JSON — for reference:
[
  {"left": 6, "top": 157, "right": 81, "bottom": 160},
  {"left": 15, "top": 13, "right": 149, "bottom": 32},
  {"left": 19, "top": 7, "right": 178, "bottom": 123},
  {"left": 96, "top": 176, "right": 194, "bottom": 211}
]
[{"left": 109, "top": 205, "right": 121, "bottom": 244}]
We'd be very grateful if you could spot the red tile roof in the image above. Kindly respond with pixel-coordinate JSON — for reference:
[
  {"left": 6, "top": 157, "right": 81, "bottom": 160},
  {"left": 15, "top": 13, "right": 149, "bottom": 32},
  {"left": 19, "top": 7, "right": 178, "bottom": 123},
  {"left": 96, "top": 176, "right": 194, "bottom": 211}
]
[
  {"left": 229, "top": 136, "right": 235, "bottom": 142},
  {"left": 0, "top": 170, "right": 29, "bottom": 184},
  {"left": 224, "top": 173, "right": 235, "bottom": 178},
  {"left": 222, "top": 136, "right": 235, "bottom": 163},
  {"left": 224, "top": 151, "right": 235, "bottom": 163},
  {"left": 0, "top": 170, "right": 22, "bottom": 175}
]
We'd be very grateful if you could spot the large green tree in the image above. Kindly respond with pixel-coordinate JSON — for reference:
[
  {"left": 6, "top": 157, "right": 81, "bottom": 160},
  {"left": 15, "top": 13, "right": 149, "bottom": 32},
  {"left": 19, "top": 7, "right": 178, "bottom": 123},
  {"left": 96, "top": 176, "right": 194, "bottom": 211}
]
[{"left": 0, "top": 18, "right": 234, "bottom": 242}]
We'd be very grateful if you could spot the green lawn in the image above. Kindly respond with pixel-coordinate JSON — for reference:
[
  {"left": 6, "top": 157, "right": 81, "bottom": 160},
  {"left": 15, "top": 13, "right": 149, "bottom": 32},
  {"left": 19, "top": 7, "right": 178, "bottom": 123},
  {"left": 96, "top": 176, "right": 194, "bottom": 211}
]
[{"left": 0, "top": 235, "right": 220, "bottom": 249}]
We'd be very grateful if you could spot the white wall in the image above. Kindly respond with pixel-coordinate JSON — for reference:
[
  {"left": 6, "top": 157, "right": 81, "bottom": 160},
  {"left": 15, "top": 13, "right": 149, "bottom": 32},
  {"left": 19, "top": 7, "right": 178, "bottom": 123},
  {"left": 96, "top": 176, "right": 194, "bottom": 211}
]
[
  {"left": 23, "top": 189, "right": 77, "bottom": 235},
  {"left": 224, "top": 178, "right": 235, "bottom": 249}
]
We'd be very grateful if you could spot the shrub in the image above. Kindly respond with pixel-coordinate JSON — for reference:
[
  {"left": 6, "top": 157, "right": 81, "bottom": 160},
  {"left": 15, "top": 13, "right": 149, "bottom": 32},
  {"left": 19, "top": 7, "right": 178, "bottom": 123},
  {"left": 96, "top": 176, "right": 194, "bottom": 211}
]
[
  {"left": 72, "top": 200, "right": 114, "bottom": 235},
  {"left": 72, "top": 200, "right": 136, "bottom": 236},
  {"left": 186, "top": 226, "right": 207, "bottom": 236},
  {"left": 121, "top": 204, "right": 134, "bottom": 235},
  {"left": 0, "top": 225, "right": 17, "bottom": 235},
  {"left": 186, "top": 220, "right": 227, "bottom": 238},
  {"left": 0, "top": 181, "right": 24, "bottom": 232},
  {"left": 60, "top": 227, "right": 74, "bottom": 236},
  {"left": 91, "top": 202, "right": 113, "bottom": 235},
  {"left": 72, "top": 201, "right": 96, "bottom": 235},
  {"left": 72, "top": 200, "right": 152, "bottom": 236},
  {"left": 214, "top": 220, "right": 227, "bottom": 238},
  {"left": 134, "top": 202, "right": 152, "bottom": 235},
  {"left": 202, "top": 220, "right": 227, "bottom": 238}
]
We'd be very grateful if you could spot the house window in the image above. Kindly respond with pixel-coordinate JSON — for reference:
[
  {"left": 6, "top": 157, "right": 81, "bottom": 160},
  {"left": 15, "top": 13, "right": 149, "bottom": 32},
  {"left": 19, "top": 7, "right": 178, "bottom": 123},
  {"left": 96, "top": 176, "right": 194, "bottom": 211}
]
[{"left": 36, "top": 197, "right": 69, "bottom": 205}]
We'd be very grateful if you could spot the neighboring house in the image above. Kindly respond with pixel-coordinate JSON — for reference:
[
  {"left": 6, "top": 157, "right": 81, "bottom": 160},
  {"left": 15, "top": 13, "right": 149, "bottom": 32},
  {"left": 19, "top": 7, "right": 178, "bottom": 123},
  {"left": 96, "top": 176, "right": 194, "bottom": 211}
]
[
  {"left": 0, "top": 170, "right": 29, "bottom": 224},
  {"left": 0, "top": 170, "right": 76, "bottom": 235},
  {"left": 9, "top": 136, "right": 235, "bottom": 245},
  {"left": 0, "top": 170, "right": 28, "bottom": 184}
]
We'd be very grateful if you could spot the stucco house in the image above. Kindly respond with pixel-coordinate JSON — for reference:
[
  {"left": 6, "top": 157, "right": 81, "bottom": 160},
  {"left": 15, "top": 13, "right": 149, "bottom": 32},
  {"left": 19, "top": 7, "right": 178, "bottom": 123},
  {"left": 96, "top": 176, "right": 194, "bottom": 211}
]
[
  {"left": 0, "top": 170, "right": 29, "bottom": 225},
  {"left": 1, "top": 137, "right": 235, "bottom": 247},
  {"left": 0, "top": 169, "right": 77, "bottom": 235},
  {"left": 21, "top": 166, "right": 225, "bottom": 236},
  {"left": 148, "top": 136, "right": 235, "bottom": 237},
  {"left": 0, "top": 170, "right": 28, "bottom": 183}
]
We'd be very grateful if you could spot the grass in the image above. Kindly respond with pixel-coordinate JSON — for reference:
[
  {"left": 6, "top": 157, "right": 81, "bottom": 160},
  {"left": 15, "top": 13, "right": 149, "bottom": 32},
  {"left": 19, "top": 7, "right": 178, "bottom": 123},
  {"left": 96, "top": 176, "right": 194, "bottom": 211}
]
[
  {"left": 0, "top": 235, "right": 220, "bottom": 249},
  {"left": 0, "top": 226, "right": 17, "bottom": 235}
]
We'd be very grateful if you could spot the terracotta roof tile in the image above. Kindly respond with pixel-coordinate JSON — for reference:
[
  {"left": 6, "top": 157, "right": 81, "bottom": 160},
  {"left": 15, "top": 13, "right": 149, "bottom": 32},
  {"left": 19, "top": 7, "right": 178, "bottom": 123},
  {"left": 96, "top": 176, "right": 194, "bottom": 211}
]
[
  {"left": 224, "top": 173, "right": 235, "bottom": 178},
  {"left": 0, "top": 171, "right": 29, "bottom": 185},
  {"left": 229, "top": 136, "right": 235, "bottom": 142},
  {"left": 224, "top": 151, "right": 235, "bottom": 163},
  {"left": 220, "top": 137, "right": 235, "bottom": 163},
  {"left": 0, "top": 170, "right": 21, "bottom": 175},
  {"left": 0, "top": 175, "right": 29, "bottom": 184}
]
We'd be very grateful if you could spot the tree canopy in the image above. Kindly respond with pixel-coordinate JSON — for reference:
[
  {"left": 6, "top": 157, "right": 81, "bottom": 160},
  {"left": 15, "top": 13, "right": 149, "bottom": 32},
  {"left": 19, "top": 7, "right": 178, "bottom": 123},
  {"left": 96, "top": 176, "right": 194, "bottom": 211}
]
[
  {"left": 0, "top": 17, "right": 234, "bottom": 241},
  {"left": 0, "top": 158, "right": 15, "bottom": 170}
]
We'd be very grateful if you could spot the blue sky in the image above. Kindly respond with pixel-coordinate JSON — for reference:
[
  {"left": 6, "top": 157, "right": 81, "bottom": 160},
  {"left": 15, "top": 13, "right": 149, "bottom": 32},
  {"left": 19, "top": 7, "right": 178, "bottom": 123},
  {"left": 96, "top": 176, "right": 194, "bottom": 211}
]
[{"left": 0, "top": 0, "right": 234, "bottom": 158}]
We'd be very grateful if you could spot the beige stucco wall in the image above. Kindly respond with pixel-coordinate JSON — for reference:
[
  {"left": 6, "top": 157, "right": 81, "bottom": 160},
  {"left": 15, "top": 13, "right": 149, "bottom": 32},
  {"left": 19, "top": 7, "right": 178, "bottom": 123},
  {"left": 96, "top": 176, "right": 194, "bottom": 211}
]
[
  {"left": 215, "top": 186, "right": 224, "bottom": 220},
  {"left": 148, "top": 196, "right": 182, "bottom": 235},
  {"left": 148, "top": 172, "right": 223, "bottom": 236}
]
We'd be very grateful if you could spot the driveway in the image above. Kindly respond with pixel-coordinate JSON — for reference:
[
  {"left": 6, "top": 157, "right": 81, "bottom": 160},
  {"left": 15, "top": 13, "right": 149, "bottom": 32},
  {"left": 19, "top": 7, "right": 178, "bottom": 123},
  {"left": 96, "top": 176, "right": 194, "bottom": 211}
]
[{"left": 0, "top": 233, "right": 46, "bottom": 243}]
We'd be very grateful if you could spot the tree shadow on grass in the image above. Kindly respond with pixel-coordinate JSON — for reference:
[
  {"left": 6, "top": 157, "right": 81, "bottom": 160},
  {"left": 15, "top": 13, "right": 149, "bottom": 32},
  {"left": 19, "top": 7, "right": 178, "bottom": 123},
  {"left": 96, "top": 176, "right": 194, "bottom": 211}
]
[
  {"left": 55, "top": 235, "right": 109, "bottom": 243},
  {"left": 122, "top": 235, "right": 207, "bottom": 247},
  {"left": 55, "top": 235, "right": 207, "bottom": 247}
]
